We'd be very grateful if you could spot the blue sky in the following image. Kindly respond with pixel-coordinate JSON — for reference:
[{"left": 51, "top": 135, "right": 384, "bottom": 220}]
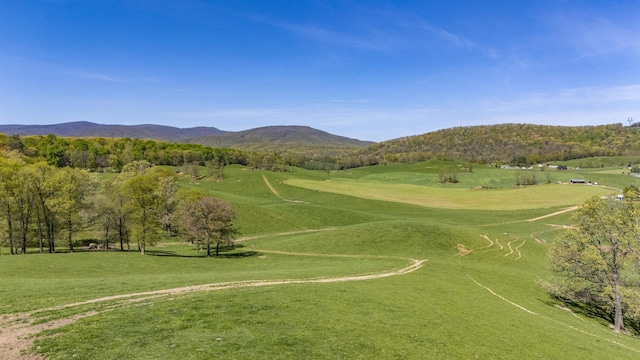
[{"left": 1, "top": 1, "right": 639, "bottom": 141}]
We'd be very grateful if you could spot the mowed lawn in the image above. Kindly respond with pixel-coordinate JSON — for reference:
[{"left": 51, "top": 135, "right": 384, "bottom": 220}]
[{"left": 285, "top": 178, "right": 614, "bottom": 210}]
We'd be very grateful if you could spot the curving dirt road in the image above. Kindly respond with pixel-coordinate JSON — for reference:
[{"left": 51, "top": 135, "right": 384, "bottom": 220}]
[{"left": 0, "top": 256, "right": 425, "bottom": 359}]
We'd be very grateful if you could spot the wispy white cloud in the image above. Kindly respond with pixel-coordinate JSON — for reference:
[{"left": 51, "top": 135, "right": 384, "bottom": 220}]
[
  {"left": 249, "top": 4, "right": 489, "bottom": 55},
  {"left": 484, "top": 85, "right": 640, "bottom": 112},
  {"left": 62, "top": 70, "right": 126, "bottom": 83},
  {"left": 411, "top": 20, "right": 484, "bottom": 52},
  {"left": 60, "top": 68, "right": 164, "bottom": 85},
  {"left": 415, "top": 75, "right": 437, "bottom": 86},
  {"left": 255, "top": 17, "right": 400, "bottom": 52},
  {"left": 471, "top": 84, "right": 640, "bottom": 131},
  {"left": 545, "top": 7, "right": 640, "bottom": 58}
]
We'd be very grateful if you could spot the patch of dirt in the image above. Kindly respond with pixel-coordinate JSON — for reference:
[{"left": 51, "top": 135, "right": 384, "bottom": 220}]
[{"left": 456, "top": 244, "right": 471, "bottom": 256}]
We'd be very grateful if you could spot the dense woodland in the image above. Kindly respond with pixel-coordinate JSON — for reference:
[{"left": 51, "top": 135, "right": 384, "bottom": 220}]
[
  {"left": 0, "top": 154, "right": 236, "bottom": 256},
  {"left": 364, "top": 123, "right": 640, "bottom": 166},
  {"left": 0, "top": 133, "right": 325, "bottom": 173}
]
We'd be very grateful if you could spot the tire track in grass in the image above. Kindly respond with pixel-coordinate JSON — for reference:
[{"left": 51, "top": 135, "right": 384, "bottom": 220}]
[
  {"left": 479, "top": 235, "right": 494, "bottom": 249},
  {"left": 262, "top": 174, "right": 280, "bottom": 197},
  {"left": 504, "top": 236, "right": 523, "bottom": 259},
  {"left": 460, "top": 204, "right": 578, "bottom": 259},
  {"left": 504, "top": 239, "right": 515, "bottom": 257},
  {"left": 459, "top": 234, "right": 527, "bottom": 259},
  {"left": 467, "top": 275, "right": 640, "bottom": 354},
  {"left": 514, "top": 239, "right": 526, "bottom": 260},
  {"left": 262, "top": 174, "right": 308, "bottom": 204},
  {"left": 0, "top": 252, "right": 425, "bottom": 360}
]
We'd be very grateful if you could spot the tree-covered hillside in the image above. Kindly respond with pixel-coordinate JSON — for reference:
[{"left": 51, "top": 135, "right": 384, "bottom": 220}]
[
  {"left": 365, "top": 123, "right": 640, "bottom": 165},
  {"left": 5, "top": 123, "right": 640, "bottom": 171},
  {"left": 0, "top": 122, "right": 373, "bottom": 157},
  {"left": 184, "top": 125, "right": 373, "bottom": 154}
]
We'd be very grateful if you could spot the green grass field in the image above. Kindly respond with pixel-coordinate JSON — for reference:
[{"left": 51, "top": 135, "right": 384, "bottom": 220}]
[{"left": 2, "top": 160, "right": 640, "bottom": 359}]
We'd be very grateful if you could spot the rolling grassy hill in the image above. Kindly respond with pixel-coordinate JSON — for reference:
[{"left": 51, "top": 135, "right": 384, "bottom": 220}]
[{"left": 3, "top": 160, "right": 640, "bottom": 359}]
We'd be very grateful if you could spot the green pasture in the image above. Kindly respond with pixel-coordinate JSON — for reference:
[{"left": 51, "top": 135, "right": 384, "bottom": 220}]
[
  {"left": 3, "top": 159, "right": 640, "bottom": 359},
  {"left": 285, "top": 178, "right": 613, "bottom": 210}
]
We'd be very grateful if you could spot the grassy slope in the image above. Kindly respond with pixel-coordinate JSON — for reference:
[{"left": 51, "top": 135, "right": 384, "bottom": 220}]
[{"left": 3, "top": 161, "right": 640, "bottom": 359}]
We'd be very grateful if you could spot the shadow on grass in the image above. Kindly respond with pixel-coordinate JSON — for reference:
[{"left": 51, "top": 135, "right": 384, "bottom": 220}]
[
  {"left": 145, "top": 244, "right": 262, "bottom": 259},
  {"left": 217, "top": 250, "right": 262, "bottom": 258},
  {"left": 143, "top": 249, "right": 200, "bottom": 258}
]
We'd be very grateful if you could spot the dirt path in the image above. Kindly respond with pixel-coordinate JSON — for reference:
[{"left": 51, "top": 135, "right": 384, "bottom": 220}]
[
  {"left": 526, "top": 206, "right": 579, "bottom": 222},
  {"left": 480, "top": 205, "right": 580, "bottom": 228},
  {"left": 0, "top": 255, "right": 425, "bottom": 359},
  {"left": 235, "top": 228, "right": 336, "bottom": 242}
]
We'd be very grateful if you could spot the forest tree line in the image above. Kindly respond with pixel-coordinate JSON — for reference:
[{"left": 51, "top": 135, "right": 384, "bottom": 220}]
[
  {"left": 5, "top": 123, "right": 640, "bottom": 176},
  {"left": 0, "top": 153, "right": 236, "bottom": 256},
  {"left": 0, "top": 133, "right": 366, "bottom": 172}
]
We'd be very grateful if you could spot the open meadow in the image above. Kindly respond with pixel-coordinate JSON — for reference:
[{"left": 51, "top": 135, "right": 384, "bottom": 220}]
[{"left": 2, "top": 160, "right": 640, "bottom": 359}]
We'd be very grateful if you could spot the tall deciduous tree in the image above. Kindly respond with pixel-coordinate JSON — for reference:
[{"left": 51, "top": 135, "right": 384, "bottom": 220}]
[
  {"left": 176, "top": 193, "right": 237, "bottom": 257},
  {"left": 0, "top": 155, "right": 23, "bottom": 254},
  {"left": 95, "top": 178, "right": 132, "bottom": 251},
  {"left": 546, "top": 189, "right": 640, "bottom": 333},
  {"left": 31, "top": 162, "right": 59, "bottom": 253},
  {"left": 49, "top": 167, "right": 98, "bottom": 253},
  {"left": 14, "top": 165, "right": 37, "bottom": 254},
  {"left": 123, "top": 167, "right": 175, "bottom": 255},
  {"left": 156, "top": 175, "right": 178, "bottom": 238}
]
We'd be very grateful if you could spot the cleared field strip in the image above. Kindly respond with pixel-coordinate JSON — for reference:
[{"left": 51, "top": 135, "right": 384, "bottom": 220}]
[{"left": 284, "top": 179, "right": 614, "bottom": 210}]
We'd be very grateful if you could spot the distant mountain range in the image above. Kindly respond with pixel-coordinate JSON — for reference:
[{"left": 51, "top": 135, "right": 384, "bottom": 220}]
[
  {"left": 183, "top": 125, "right": 373, "bottom": 151},
  {"left": 0, "top": 121, "right": 226, "bottom": 142},
  {"left": 0, "top": 121, "right": 374, "bottom": 152},
  {"left": 7, "top": 122, "right": 640, "bottom": 165}
]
